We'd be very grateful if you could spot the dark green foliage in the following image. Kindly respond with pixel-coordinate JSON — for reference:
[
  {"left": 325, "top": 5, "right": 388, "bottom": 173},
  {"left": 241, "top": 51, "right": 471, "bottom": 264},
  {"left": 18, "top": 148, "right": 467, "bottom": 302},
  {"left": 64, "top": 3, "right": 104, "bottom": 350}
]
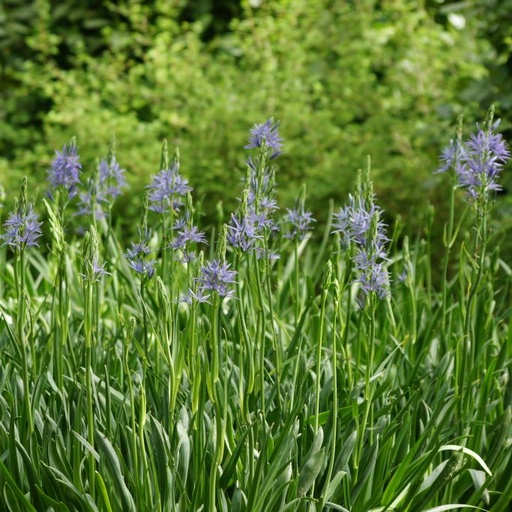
[{"left": 0, "top": 0, "right": 501, "bottom": 239}]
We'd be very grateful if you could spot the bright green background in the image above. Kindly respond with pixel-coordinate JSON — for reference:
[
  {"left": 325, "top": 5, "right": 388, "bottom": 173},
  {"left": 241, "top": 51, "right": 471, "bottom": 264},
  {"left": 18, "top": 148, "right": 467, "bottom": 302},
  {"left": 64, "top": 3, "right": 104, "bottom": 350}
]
[{"left": 1, "top": 0, "right": 512, "bottom": 235}]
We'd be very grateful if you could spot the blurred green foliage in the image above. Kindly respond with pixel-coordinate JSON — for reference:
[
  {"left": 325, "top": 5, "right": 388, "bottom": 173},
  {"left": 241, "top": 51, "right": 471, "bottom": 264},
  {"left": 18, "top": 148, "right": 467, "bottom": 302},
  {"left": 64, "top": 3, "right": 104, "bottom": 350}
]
[{"left": 0, "top": 0, "right": 506, "bottom": 238}]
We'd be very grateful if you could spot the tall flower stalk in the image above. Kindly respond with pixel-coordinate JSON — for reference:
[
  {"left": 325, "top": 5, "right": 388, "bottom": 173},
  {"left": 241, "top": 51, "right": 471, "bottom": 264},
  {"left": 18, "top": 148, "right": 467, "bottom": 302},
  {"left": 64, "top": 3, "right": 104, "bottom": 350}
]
[
  {"left": 196, "top": 229, "right": 237, "bottom": 512},
  {"left": 76, "top": 137, "right": 126, "bottom": 227},
  {"left": 44, "top": 198, "right": 68, "bottom": 390},
  {"left": 47, "top": 138, "right": 83, "bottom": 233},
  {"left": 197, "top": 234, "right": 236, "bottom": 399},
  {"left": 1, "top": 178, "right": 42, "bottom": 434},
  {"left": 81, "top": 225, "right": 108, "bottom": 498},
  {"left": 332, "top": 162, "right": 390, "bottom": 471},
  {"left": 437, "top": 107, "right": 510, "bottom": 428},
  {"left": 228, "top": 118, "right": 283, "bottom": 414},
  {"left": 147, "top": 143, "right": 191, "bottom": 281},
  {"left": 283, "top": 184, "right": 315, "bottom": 324},
  {"left": 332, "top": 164, "right": 390, "bottom": 306}
]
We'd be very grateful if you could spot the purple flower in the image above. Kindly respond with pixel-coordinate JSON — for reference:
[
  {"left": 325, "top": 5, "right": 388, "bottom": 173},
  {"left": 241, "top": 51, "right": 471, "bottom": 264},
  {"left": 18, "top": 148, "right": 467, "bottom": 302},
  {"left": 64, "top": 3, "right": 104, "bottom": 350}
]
[
  {"left": 173, "top": 217, "right": 187, "bottom": 231},
  {"left": 332, "top": 193, "right": 389, "bottom": 302},
  {"left": 397, "top": 269, "right": 408, "bottom": 283},
  {"left": 82, "top": 256, "right": 110, "bottom": 282},
  {"left": 171, "top": 225, "right": 207, "bottom": 249},
  {"left": 245, "top": 119, "right": 284, "bottom": 159},
  {"left": 1, "top": 204, "right": 42, "bottom": 251},
  {"left": 333, "top": 196, "right": 388, "bottom": 254},
  {"left": 125, "top": 240, "right": 151, "bottom": 259},
  {"left": 283, "top": 206, "right": 315, "bottom": 241},
  {"left": 179, "top": 288, "right": 211, "bottom": 305},
  {"left": 147, "top": 162, "right": 192, "bottom": 213},
  {"left": 124, "top": 229, "right": 156, "bottom": 278},
  {"left": 438, "top": 118, "right": 510, "bottom": 205},
  {"left": 76, "top": 188, "right": 106, "bottom": 220},
  {"left": 354, "top": 253, "right": 389, "bottom": 299},
  {"left": 227, "top": 204, "right": 278, "bottom": 254},
  {"left": 196, "top": 260, "right": 237, "bottom": 298},
  {"left": 437, "top": 138, "right": 464, "bottom": 174},
  {"left": 98, "top": 158, "right": 126, "bottom": 200},
  {"left": 227, "top": 214, "right": 262, "bottom": 252},
  {"left": 171, "top": 224, "right": 207, "bottom": 262},
  {"left": 48, "top": 141, "right": 82, "bottom": 198},
  {"left": 128, "top": 259, "right": 156, "bottom": 277},
  {"left": 76, "top": 157, "right": 127, "bottom": 220}
]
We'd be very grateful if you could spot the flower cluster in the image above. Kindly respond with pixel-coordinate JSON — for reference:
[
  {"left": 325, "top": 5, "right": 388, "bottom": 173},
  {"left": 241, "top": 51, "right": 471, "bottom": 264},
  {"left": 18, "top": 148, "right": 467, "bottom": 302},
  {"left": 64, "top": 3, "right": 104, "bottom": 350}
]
[
  {"left": 147, "top": 162, "right": 191, "bottom": 214},
  {"left": 124, "top": 228, "right": 156, "bottom": 278},
  {"left": 171, "top": 217, "right": 207, "bottom": 263},
  {"left": 227, "top": 213, "right": 261, "bottom": 252},
  {"left": 79, "top": 226, "right": 109, "bottom": 285},
  {"left": 283, "top": 203, "right": 315, "bottom": 241},
  {"left": 82, "top": 255, "right": 109, "bottom": 282},
  {"left": 1, "top": 203, "right": 42, "bottom": 251},
  {"left": 196, "top": 260, "right": 237, "bottom": 299},
  {"left": 332, "top": 192, "right": 389, "bottom": 301},
  {"left": 227, "top": 193, "right": 279, "bottom": 257},
  {"left": 47, "top": 140, "right": 82, "bottom": 199},
  {"left": 98, "top": 157, "right": 126, "bottom": 200},
  {"left": 438, "top": 117, "right": 510, "bottom": 207},
  {"left": 77, "top": 157, "right": 126, "bottom": 219},
  {"left": 228, "top": 119, "right": 282, "bottom": 258},
  {"left": 245, "top": 119, "right": 284, "bottom": 159}
]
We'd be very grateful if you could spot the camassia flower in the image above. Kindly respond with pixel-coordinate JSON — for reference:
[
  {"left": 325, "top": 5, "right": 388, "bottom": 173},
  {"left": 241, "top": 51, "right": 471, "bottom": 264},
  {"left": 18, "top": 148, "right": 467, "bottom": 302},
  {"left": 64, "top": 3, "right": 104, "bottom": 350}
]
[
  {"left": 438, "top": 117, "right": 510, "bottom": 207},
  {"left": 283, "top": 205, "right": 315, "bottom": 241},
  {"left": 228, "top": 119, "right": 282, "bottom": 257},
  {"left": 76, "top": 157, "right": 127, "bottom": 220},
  {"left": 1, "top": 203, "right": 42, "bottom": 251},
  {"left": 147, "top": 162, "right": 191, "bottom": 214},
  {"left": 332, "top": 192, "right": 389, "bottom": 301},
  {"left": 98, "top": 157, "right": 126, "bottom": 200},
  {"left": 124, "top": 228, "right": 156, "bottom": 278},
  {"left": 81, "top": 255, "right": 110, "bottom": 282},
  {"left": 196, "top": 260, "right": 237, "bottom": 298},
  {"left": 245, "top": 119, "right": 284, "bottom": 159},
  {"left": 48, "top": 140, "right": 82, "bottom": 199},
  {"left": 227, "top": 213, "right": 262, "bottom": 252},
  {"left": 171, "top": 224, "right": 207, "bottom": 262}
]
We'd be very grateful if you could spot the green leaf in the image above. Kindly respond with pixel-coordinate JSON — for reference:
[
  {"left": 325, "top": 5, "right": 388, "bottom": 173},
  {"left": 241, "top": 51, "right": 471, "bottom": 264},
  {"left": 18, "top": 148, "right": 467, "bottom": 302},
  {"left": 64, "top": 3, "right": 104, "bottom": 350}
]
[
  {"left": 439, "top": 445, "right": 492, "bottom": 476},
  {"left": 323, "top": 470, "right": 347, "bottom": 503},
  {"left": 298, "top": 448, "right": 325, "bottom": 496},
  {"left": 72, "top": 430, "right": 100, "bottom": 463},
  {"left": 95, "top": 472, "right": 113, "bottom": 512},
  {"left": 0, "top": 459, "right": 37, "bottom": 512},
  {"left": 95, "top": 431, "right": 136, "bottom": 512},
  {"left": 150, "top": 416, "right": 171, "bottom": 506},
  {"left": 422, "top": 505, "right": 486, "bottom": 512}
]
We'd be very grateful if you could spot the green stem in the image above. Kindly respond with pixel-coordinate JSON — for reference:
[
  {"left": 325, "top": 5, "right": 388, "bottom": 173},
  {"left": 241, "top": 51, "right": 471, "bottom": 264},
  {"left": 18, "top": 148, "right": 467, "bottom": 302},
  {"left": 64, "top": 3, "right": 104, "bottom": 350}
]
[
  {"left": 84, "top": 280, "right": 95, "bottom": 498},
  {"left": 253, "top": 254, "right": 267, "bottom": 415},
  {"left": 264, "top": 251, "right": 282, "bottom": 412},
  {"left": 355, "top": 293, "right": 376, "bottom": 473},
  {"left": 234, "top": 254, "right": 252, "bottom": 419},
  {"left": 314, "top": 286, "right": 328, "bottom": 433},
  {"left": 17, "top": 249, "right": 33, "bottom": 434},
  {"left": 208, "top": 298, "right": 221, "bottom": 403},
  {"left": 322, "top": 291, "right": 338, "bottom": 508},
  {"left": 441, "top": 183, "right": 456, "bottom": 348},
  {"left": 56, "top": 252, "right": 66, "bottom": 389},
  {"left": 294, "top": 242, "right": 300, "bottom": 327}
]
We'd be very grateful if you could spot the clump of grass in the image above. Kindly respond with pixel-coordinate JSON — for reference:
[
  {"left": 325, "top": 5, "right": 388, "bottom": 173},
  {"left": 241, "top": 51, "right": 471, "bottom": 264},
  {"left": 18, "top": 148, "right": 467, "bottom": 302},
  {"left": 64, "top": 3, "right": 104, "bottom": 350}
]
[{"left": 0, "top": 113, "right": 511, "bottom": 511}]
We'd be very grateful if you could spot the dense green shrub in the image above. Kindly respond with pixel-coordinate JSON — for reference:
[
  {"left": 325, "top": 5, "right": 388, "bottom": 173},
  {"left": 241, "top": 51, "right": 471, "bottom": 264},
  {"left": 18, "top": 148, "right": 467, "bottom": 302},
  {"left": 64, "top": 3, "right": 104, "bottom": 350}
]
[{"left": 0, "top": 0, "right": 493, "bottom": 237}]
